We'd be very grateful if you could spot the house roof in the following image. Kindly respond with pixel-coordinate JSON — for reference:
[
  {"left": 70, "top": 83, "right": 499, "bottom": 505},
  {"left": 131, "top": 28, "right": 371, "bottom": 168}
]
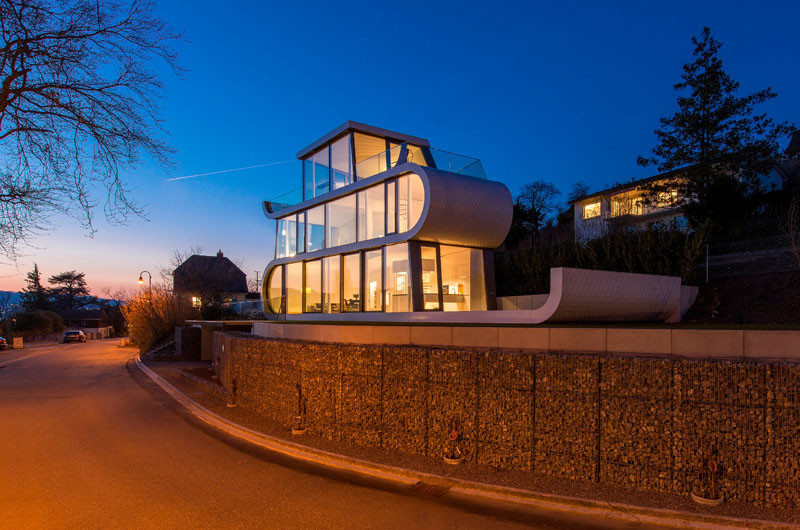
[
  {"left": 173, "top": 252, "right": 248, "bottom": 294},
  {"left": 568, "top": 167, "right": 686, "bottom": 205},
  {"left": 296, "top": 121, "right": 430, "bottom": 159}
]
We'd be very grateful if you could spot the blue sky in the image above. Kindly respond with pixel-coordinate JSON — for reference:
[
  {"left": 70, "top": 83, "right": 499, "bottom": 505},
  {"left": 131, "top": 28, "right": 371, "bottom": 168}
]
[{"left": 1, "top": 0, "right": 798, "bottom": 293}]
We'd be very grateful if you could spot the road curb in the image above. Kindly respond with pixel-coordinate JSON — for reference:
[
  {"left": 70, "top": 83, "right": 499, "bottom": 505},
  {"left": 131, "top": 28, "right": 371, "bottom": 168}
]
[{"left": 134, "top": 356, "right": 796, "bottom": 530}]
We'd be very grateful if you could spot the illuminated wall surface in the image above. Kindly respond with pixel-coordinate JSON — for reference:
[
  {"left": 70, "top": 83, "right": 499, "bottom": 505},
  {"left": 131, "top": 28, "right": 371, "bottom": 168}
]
[
  {"left": 262, "top": 121, "right": 512, "bottom": 316},
  {"left": 214, "top": 333, "right": 800, "bottom": 509}
]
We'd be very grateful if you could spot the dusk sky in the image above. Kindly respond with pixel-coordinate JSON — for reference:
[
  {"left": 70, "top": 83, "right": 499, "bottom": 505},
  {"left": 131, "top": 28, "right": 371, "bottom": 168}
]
[{"left": 2, "top": 0, "right": 798, "bottom": 295}]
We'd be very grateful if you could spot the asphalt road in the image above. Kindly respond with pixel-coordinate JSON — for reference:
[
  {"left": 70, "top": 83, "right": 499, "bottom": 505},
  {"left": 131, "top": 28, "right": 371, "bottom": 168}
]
[{"left": 0, "top": 340, "right": 635, "bottom": 529}]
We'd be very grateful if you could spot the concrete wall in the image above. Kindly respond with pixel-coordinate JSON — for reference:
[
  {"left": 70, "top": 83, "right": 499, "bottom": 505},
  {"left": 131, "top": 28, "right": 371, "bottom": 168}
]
[
  {"left": 252, "top": 322, "right": 800, "bottom": 361},
  {"left": 214, "top": 333, "right": 800, "bottom": 507}
]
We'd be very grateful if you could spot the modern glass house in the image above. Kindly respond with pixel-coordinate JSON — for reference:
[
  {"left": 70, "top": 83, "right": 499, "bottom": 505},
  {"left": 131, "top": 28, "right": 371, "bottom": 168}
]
[{"left": 261, "top": 121, "right": 513, "bottom": 319}]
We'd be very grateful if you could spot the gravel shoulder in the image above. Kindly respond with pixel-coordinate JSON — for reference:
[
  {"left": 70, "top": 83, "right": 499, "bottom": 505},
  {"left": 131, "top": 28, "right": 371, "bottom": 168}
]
[{"left": 147, "top": 360, "right": 800, "bottom": 526}]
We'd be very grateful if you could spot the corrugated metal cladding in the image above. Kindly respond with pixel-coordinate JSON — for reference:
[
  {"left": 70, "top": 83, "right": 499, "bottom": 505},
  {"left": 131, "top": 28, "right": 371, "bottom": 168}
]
[{"left": 413, "top": 166, "right": 513, "bottom": 249}]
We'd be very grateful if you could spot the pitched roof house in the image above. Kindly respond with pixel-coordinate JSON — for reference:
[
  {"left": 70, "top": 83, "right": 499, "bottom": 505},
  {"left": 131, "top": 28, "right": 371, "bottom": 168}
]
[{"left": 173, "top": 251, "right": 248, "bottom": 307}]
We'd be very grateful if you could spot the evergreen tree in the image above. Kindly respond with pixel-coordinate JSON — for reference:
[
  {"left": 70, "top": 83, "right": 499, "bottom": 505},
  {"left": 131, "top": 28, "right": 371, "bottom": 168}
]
[
  {"left": 48, "top": 271, "right": 92, "bottom": 311},
  {"left": 19, "top": 263, "right": 49, "bottom": 311},
  {"left": 637, "top": 27, "right": 796, "bottom": 231}
]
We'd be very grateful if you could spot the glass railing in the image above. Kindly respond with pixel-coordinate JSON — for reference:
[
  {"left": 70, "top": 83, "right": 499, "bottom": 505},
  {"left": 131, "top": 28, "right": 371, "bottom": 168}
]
[
  {"left": 354, "top": 143, "right": 487, "bottom": 181},
  {"left": 266, "top": 186, "right": 303, "bottom": 211}
]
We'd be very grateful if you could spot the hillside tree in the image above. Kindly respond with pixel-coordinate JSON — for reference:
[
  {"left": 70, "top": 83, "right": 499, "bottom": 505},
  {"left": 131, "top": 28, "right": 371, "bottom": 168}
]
[
  {"left": 0, "top": 0, "right": 181, "bottom": 257},
  {"left": 48, "top": 270, "right": 92, "bottom": 311},
  {"left": 637, "top": 27, "right": 796, "bottom": 231},
  {"left": 19, "top": 262, "right": 49, "bottom": 310}
]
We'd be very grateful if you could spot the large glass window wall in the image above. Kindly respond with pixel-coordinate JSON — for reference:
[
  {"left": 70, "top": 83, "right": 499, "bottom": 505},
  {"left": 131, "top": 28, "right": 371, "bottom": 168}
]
[
  {"left": 304, "top": 260, "right": 321, "bottom": 312},
  {"left": 267, "top": 244, "right": 485, "bottom": 315},
  {"left": 440, "top": 245, "right": 485, "bottom": 311},
  {"left": 278, "top": 173, "right": 423, "bottom": 259},
  {"left": 420, "top": 246, "right": 440, "bottom": 310},
  {"left": 384, "top": 243, "right": 409, "bottom": 312},
  {"left": 323, "top": 255, "right": 340, "bottom": 313},
  {"left": 306, "top": 205, "right": 324, "bottom": 252},
  {"left": 342, "top": 253, "right": 360, "bottom": 312},
  {"left": 327, "top": 194, "right": 356, "bottom": 247},
  {"left": 286, "top": 262, "right": 303, "bottom": 314},
  {"left": 364, "top": 249, "right": 382, "bottom": 311}
]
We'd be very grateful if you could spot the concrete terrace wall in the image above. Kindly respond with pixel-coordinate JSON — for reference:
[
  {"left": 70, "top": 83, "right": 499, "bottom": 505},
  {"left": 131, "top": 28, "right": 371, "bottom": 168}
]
[
  {"left": 253, "top": 322, "right": 800, "bottom": 360},
  {"left": 213, "top": 333, "right": 800, "bottom": 508}
]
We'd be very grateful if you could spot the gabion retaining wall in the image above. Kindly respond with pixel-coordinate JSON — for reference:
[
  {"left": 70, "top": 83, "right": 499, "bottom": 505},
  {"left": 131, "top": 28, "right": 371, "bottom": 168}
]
[{"left": 212, "top": 332, "right": 800, "bottom": 507}]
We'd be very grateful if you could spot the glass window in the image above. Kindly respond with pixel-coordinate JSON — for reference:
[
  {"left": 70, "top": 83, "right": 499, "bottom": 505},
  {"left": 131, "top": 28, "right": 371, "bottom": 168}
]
[
  {"left": 303, "top": 160, "right": 313, "bottom": 201},
  {"left": 342, "top": 253, "right": 360, "bottom": 312},
  {"left": 398, "top": 175, "right": 409, "bottom": 233},
  {"left": 276, "top": 218, "right": 291, "bottom": 258},
  {"left": 306, "top": 205, "right": 324, "bottom": 251},
  {"left": 386, "top": 180, "right": 396, "bottom": 234},
  {"left": 421, "top": 247, "right": 439, "bottom": 310},
  {"left": 420, "top": 246, "right": 440, "bottom": 310},
  {"left": 286, "top": 262, "right": 302, "bottom": 314},
  {"left": 440, "top": 245, "right": 485, "bottom": 311},
  {"left": 384, "top": 244, "right": 409, "bottom": 312},
  {"left": 353, "top": 132, "right": 387, "bottom": 180},
  {"left": 388, "top": 142, "right": 402, "bottom": 168},
  {"left": 364, "top": 249, "right": 382, "bottom": 311},
  {"left": 297, "top": 213, "right": 305, "bottom": 254},
  {"left": 397, "top": 173, "right": 424, "bottom": 233},
  {"left": 409, "top": 173, "right": 424, "bottom": 228},
  {"left": 407, "top": 145, "right": 428, "bottom": 166},
  {"left": 366, "top": 185, "right": 385, "bottom": 240},
  {"left": 323, "top": 255, "right": 340, "bottom": 313},
  {"left": 311, "top": 147, "right": 330, "bottom": 197},
  {"left": 326, "top": 194, "right": 356, "bottom": 247},
  {"left": 331, "top": 135, "right": 352, "bottom": 189},
  {"left": 276, "top": 216, "right": 297, "bottom": 258},
  {"left": 583, "top": 201, "right": 601, "bottom": 219},
  {"left": 358, "top": 187, "right": 385, "bottom": 241},
  {"left": 266, "top": 266, "right": 283, "bottom": 313},
  {"left": 304, "top": 260, "right": 322, "bottom": 312}
]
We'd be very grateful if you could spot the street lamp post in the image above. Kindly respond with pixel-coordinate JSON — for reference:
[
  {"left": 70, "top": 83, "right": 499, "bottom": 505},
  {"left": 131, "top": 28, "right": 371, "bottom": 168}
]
[{"left": 138, "top": 270, "right": 152, "bottom": 302}]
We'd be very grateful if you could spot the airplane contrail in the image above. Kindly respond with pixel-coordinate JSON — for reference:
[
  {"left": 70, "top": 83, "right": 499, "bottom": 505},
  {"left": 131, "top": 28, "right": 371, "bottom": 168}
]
[{"left": 164, "top": 160, "right": 294, "bottom": 181}]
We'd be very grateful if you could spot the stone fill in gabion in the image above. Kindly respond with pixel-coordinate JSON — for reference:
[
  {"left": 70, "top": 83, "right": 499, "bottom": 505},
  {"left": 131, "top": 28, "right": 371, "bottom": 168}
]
[{"left": 211, "top": 331, "right": 800, "bottom": 508}]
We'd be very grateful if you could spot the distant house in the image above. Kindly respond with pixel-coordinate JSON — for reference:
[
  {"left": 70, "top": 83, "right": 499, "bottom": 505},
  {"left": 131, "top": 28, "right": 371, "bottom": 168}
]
[
  {"left": 61, "top": 309, "right": 114, "bottom": 339},
  {"left": 570, "top": 132, "right": 800, "bottom": 242},
  {"left": 173, "top": 250, "right": 249, "bottom": 309}
]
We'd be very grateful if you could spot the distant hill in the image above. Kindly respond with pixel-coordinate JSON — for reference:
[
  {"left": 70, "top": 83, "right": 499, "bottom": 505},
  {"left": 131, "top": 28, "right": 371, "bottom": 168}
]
[
  {"left": 0, "top": 291, "right": 119, "bottom": 311},
  {"left": 0, "top": 291, "right": 22, "bottom": 305}
]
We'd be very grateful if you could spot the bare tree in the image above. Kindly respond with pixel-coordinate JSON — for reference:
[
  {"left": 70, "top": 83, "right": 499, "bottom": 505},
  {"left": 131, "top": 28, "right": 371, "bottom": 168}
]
[
  {"left": 0, "top": 0, "right": 182, "bottom": 257},
  {"left": 158, "top": 245, "right": 203, "bottom": 283}
]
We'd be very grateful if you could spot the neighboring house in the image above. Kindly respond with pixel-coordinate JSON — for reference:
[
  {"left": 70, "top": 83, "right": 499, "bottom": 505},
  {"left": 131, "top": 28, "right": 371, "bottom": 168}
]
[
  {"left": 261, "top": 121, "right": 512, "bottom": 317},
  {"left": 570, "top": 132, "right": 800, "bottom": 242},
  {"left": 61, "top": 309, "right": 114, "bottom": 339},
  {"left": 173, "top": 251, "right": 249, "bottom": 308}
]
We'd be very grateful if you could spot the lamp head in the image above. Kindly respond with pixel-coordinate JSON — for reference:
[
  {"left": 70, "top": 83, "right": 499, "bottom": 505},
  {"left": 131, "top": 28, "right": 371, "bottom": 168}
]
[{"left": 138, "top": 276, "right": 144, "bottom": 285}]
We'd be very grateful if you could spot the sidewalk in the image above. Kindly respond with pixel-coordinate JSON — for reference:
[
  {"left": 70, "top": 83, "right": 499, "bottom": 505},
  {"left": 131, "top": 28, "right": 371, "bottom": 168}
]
[{"left": 137, "top": 358, "right": 799, "bottom": 530}]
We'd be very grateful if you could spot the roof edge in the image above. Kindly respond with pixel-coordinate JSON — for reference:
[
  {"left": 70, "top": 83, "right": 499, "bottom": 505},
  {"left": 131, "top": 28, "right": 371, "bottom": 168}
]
[{"left": 296, "top": 121, "right": 430, "bottom": 159}]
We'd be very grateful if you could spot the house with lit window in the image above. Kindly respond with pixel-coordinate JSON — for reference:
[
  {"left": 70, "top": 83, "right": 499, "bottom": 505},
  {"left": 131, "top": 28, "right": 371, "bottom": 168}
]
[
  {"left": 261, "top": 121, "right": 513, "bottom": 319},
  {"left": 174, "top": 251, "right": 249, "bottom": 309},
  {"left": 570, "top": 171, "right": 687, "bottom": 242}
]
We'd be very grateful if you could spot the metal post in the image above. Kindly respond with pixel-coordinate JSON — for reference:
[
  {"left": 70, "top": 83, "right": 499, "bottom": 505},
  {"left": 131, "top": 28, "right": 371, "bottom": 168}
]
[{"left": 705, "top": 245, "right": 709, "bottom": 284}]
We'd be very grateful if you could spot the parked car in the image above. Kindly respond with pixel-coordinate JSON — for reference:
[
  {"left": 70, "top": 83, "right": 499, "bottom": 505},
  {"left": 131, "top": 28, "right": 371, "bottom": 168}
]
[
  {"left": 0, "top": 336, "right": 7, "bottom": 350},
  {"left": 63, "top": 330, "right": 87, "bottom": 343}
]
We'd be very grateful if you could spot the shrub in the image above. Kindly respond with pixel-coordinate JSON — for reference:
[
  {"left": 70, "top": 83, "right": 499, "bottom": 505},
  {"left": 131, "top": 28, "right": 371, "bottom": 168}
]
[
  {"left": 494, "top": 223, "right": 709, "bottom": 296},
  {"left": 4, "top": 310, "right": 65, "bottom": 339},
  {"left": 122, "top": 284, "right": 193, "bottom": 354}
]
